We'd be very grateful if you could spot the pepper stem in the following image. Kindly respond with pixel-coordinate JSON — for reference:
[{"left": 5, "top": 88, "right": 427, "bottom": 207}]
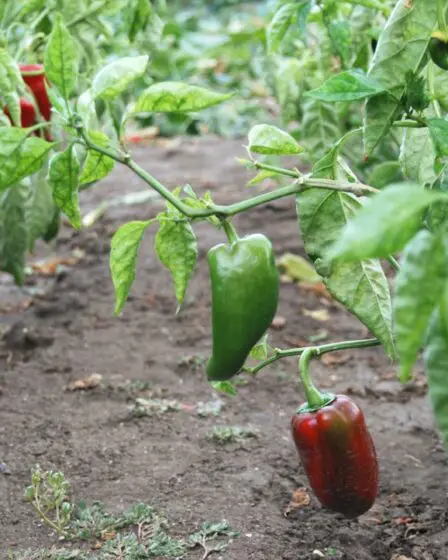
[
  {"left": 222, "top": 220, "right": 239, "bottom": 244},
  {"left": 298, "top": 348, "right": 335, "bottom": 412}
]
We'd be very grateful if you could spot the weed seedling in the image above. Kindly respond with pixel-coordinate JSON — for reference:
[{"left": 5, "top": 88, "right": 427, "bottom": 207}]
[{"left": 207, "top": 426, "right": 258, "bottom": 444}]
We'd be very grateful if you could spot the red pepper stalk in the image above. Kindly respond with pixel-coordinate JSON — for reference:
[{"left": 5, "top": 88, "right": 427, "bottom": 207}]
[{"left": 291, "top": 348, "right": 379, "bottom": 518}]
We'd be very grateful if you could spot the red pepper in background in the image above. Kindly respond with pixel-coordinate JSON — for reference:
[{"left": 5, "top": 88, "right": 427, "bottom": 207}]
[
  {"left": 291, "top": 349, "right": 379, "bottom": 518},
  {"left": 19, "top": 64, "right": 51, "bottom": 122},
  {"left": 4, "top": 98, "right": 37, "bottom": 127}
]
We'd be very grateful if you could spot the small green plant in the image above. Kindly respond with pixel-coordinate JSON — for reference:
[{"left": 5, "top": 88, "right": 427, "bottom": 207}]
[
  {"left": 188, "top": 521, "right": 239, "bottom": 560},
  {"left": 20, "top": 467, "right": 238, "bottom": 559},
  {"left": 131, "top": 397, "right": 180, "bottom": 417},
  {"left": 207, "top": 426, "right": 258, "bottom": 445},
  {"left": 8, "top": 548, "right": 87, "bottom": 560},
  {"left": 24, "top": 466, "right": 73, "bottom": 537}
]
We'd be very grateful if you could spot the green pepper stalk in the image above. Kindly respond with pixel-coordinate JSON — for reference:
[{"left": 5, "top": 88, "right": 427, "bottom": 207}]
[{"left": 297, "top": 348, "right": 335, "bottom": 412}]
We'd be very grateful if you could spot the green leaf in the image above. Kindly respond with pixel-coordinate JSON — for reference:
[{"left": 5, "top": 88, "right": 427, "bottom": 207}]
[
  {"left": 267, "top": 3, "right": 296, "bottom": 54},
  {"left": 0, "top": 49, "right": 24, "bottom": 127},
  {"left": 249, "top": 334, "right": 269, "bottom": 360},
  {"left": 248, "top": 124, "right": 303, "bottom": 155},
  {"left": 246, "top": 169, "right": 277, "bottom": 187},
  {"left": 301, "top": 99, "right": 341, "bottom": 160},
  {"left": 367, "top": 161, "right": 403, "bottom": 189},
  {"left": 307, "top": 70, "right": 386, "bottom": 102},
  {"left": 275, "top": 57, "right": 302, "bottom": 124},
  {"left": 48, "top": 146, "right": 82, "bottom": 230},
  {"left": 91, "top": 55, "right": 149, "bottom": 101},
  {"left": 42, "top": 206, "right": 60, "bottom": 243},
  {"left": 131, "top": 82, "right": 232, "bottom": 115},
  {"left": 329, "top": 184, "right": 448, "bottom": 262},
  {"left": 110, "top": 220, "right": 151, "bottom": 315},
  {"left": 44, "top": 13, "right": 79, "bottom": 99},
  {"left": 155, "top": 217, "right": 198, "bottom": 308},
  {"left": 77, "top": 88, "right": 96, "bottom": 128},
  {"left": 0, "top": 183, "right": 28, "bottom": 285},
  {"left": 0, "top": 127, "right": 29, "bottom": 191},
  {"left": 8, "top": 136, "right": 54, "bottom": 188},
  {"left": 427, "top": 178, "right": 448, "bottom": 233},
  {"left": 211, "top": 381, "right": 238, "bottom": 397},
  {"left": 126, "top": 0, "right": 151, "bottom": 42},
  {"left": 394, "top": 230, "right": 448, "bottom": 382},
  {"left": 79, "top": 130, "right": 115, "bottom": 187},
  {"left": 428, "top": 118, "right": 448, "bottom": 157},
  {"left": 297, "top": 188, "right": 396, "bottom": 358},
  {"left": 423, "top": 308, "right": 448, "bottom": 447},
  {"left": 400, "top": 126, "right": 437, "bottom": 187},
  {"left": 364, "top": 0, "right": 438, "bottom": 154},
  {"left": 27, "top": 170, "right": 55, "bottom": 252},
  {"left": 328, "top": 20, "right": 351, "bottom": 67},
  {"left": 277, "top": 252, "right": 321, "bottom": 283}
]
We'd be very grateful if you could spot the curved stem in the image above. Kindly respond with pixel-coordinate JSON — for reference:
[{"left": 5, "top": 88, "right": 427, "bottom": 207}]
[
  {"left": 245, "top": 337, "right": 381, "bottom": 376},
  {"left": 222, "top": 221, "right": 239, "bottom": 243},
  {"left": 298, "top": 348, "right": 334, "bottom": 410},
  {"left": 27, "top": 122, "right": 51, "bottom": 135}
]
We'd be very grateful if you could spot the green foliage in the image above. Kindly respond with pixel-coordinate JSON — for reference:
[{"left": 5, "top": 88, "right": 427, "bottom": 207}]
[
  {"left": 394, "top": 231, "right": 448, "bottom": 382},
  {"left": 297, "top": 184, "right": 395, "bottom": 360},
  {"left": 131, "top": 82, "right": 233, "bottom": 115},
  {"left": 79, "top": 131, "right": 115, "bottom": 187},
  {"left": 19, "top": 467, "right": 238, "bottom": 559},
  {"left": 44, "top": 14, "right": 79, "bottom": 99},
  {"left": 307, "top": 70, "right": 386, "bottom": 103},
  {"left": 364, "top": 0, "right": 438, "bottom": 154},
  {"left": 91, "top": 55, "right": 149, "bottom": 101},
  {"left": 207, "top": 425, "right": 257, "bottom": 444},
  {"left": 329, "top": 185, "right": 448, "bottom": 261},
  {"left": 424, "top": 309, "right": 448, "bottom": 448},
  {"left": 0, "top": 183, "right": 29, "bottom": 285},
  {"left": 48, "top": 146, "right": 82, "bottom": 230},
  {"left": 248, "top": 124, "right": 303, "bottom": 155},
  {"left": 110, "top": 220, "right": 151, "bottom": 314},
  {"left": 155, "top": 215, "right": 198, "bottom": 308}
]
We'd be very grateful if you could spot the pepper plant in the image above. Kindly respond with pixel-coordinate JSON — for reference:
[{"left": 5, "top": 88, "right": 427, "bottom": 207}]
[{"left": 2, "top": 0, "right": 448, "bottom": 517}]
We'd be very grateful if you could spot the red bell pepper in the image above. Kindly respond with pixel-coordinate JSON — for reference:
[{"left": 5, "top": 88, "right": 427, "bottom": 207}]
[
  {"left": 19, "top": 64, "right": 51, "bottom": 122},
  {"left": 291, "top": 349, "right": 379, "bottom": 518}
]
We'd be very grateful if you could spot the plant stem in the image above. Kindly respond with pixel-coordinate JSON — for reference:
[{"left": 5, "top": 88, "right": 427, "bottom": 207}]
[
  {"left": 392, "top": 120, "right": 426, "bottom": 129},
  {"left": 77, "top": 126, "right": 378, "bottom": 220},
  {"left": 32, "top": 492, "right": 67, "bottom": 536},
  {"left": 222, "top": 221, "right": 239, "bottom": 243},
  {"left": 387, "top": 256, "right": 400, "bottom": 272},
  {"left": 27, "top": 122, "right": 52, "bottom": 135},
  {"left": 298, "top": 348, "right": 333, "bottom": 409},
  {"left": 245, "top": 337, "right": 381, "bottom": 375}
]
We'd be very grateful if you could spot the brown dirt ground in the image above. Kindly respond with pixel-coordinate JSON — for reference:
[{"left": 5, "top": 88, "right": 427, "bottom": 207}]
[{"left": 1, "top": 137, "right": 448, "bottom": 560}]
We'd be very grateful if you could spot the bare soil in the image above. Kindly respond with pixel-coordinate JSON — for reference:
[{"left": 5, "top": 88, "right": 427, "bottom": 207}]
[{"left": 1, "top": 137, "right": 447, "bottom": 560}]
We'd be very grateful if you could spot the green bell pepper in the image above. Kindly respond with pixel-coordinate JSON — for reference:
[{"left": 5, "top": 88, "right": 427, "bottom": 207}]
[{"left": 206, "top": 232, "right": 279, "bottom": 381}]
